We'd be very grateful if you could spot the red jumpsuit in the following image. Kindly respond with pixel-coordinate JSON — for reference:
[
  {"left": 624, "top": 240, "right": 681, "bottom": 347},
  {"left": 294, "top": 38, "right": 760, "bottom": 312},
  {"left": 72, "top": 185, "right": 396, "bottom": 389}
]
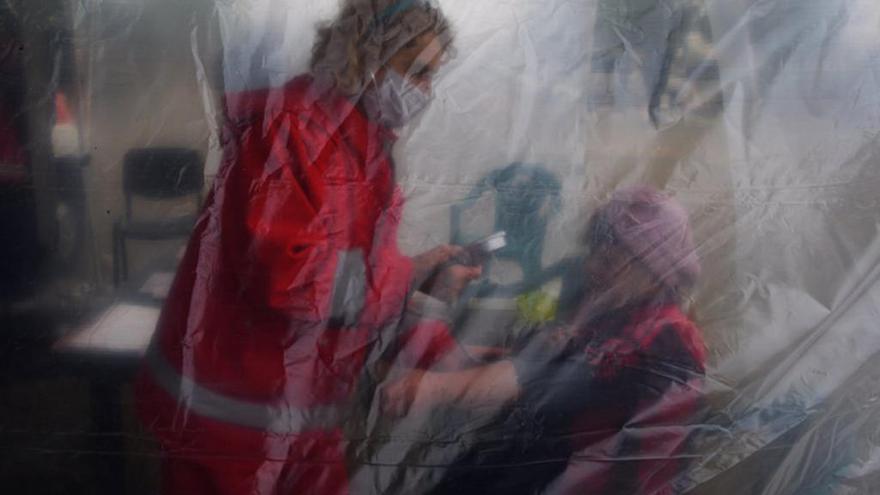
[{"left": 135, "top": 75, "right": 432, "bottom": 494}]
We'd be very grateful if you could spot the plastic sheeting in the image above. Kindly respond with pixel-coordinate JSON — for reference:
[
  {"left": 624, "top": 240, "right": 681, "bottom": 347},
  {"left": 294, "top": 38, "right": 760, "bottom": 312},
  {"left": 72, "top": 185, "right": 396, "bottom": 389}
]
[{"left": 1, "top": 0, "right": 879, "bottom": 493}]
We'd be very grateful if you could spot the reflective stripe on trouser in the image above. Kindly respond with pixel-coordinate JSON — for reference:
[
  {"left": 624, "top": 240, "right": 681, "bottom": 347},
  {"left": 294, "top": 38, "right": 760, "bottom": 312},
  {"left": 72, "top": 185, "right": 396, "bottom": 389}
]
[
  {"left": 145, "top": 248, "right": 368, "bottom": 432},
  {"left": 145, "top": 345, "right": 346, "bottom": 433}
]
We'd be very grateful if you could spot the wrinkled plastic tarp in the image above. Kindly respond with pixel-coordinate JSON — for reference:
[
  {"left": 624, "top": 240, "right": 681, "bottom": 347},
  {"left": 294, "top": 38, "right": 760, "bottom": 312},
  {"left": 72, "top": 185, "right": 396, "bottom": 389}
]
[{"left": 1, "top": 0, "right": 879, "bottom": 494}]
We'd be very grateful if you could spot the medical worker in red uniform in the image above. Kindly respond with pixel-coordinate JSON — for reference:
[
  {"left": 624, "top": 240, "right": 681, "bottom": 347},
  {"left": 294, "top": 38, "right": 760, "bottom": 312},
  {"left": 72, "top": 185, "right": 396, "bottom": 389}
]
[{"left": 135, "top": 1, "right": 473, "bottom": 493}]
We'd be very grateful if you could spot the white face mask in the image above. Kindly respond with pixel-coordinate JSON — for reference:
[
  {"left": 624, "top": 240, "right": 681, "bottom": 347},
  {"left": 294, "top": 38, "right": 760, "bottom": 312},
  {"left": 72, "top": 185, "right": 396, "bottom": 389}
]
[{"left": 362, "top": 69, "right": 432, "bottom": 128}]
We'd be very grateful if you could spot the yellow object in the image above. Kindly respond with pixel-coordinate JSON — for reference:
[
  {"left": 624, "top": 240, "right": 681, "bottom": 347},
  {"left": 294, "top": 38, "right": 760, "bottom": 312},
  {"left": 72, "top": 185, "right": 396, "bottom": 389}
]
[{"left": 516, "top": 291, "right": 558, "bottom": 323}]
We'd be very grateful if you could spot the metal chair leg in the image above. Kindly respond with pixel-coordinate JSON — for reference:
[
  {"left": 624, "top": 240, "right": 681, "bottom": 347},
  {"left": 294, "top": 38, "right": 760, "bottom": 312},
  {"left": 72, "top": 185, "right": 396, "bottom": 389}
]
[
  {"left": 119, "top": 235, "right": 128, "bottom": 283},
  {"left": 112, "top": 223, "right": 128, "bottom": 286},
  {"left": 112, "top": 225, "right": 120, "bottom": 287}
]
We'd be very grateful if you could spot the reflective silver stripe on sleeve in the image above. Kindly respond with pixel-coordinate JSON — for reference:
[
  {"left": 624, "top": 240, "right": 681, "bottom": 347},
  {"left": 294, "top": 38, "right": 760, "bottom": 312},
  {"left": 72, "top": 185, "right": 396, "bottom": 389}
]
[
  {"left": 329, "top": 249, "right": 366, "bottom": 328},
  {"left": 145, "top": 345, "right": 344, "bottom": 433}
]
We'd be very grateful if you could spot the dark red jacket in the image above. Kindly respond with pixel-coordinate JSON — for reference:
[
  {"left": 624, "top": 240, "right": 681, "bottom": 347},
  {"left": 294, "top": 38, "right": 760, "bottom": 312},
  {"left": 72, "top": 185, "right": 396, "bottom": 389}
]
[
  {"left": 550, "top": 304, "right": 707, "bottom": 494},
  {"left": 432, "top": 303, "right": 706, "bottom": 495}
]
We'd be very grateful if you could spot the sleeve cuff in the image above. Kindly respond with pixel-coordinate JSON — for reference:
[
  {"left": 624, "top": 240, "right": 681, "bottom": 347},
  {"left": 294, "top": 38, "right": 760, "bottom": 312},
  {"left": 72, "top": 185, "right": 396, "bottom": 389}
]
[
  {"left": 406, "top": 291, "right": 453, "bottom": 323},
  {"left": 510, "top": 332, "right": 554, "bottom": 391}
]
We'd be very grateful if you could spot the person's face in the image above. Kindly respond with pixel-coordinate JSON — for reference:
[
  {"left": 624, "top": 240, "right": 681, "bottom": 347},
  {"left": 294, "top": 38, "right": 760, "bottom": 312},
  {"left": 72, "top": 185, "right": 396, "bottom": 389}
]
[
  {"left": 377, "top": 32, "right": 445, "bottom": 93},
  {"left": 583, "top": 243, "right": 660, "bottom": 311}
]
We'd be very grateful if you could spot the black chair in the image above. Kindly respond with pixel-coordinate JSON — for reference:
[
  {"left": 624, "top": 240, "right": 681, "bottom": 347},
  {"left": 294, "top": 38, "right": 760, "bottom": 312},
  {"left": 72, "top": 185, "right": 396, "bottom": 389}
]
[{"left": 112, "top": 148, "right": 203, "bottom": 286}]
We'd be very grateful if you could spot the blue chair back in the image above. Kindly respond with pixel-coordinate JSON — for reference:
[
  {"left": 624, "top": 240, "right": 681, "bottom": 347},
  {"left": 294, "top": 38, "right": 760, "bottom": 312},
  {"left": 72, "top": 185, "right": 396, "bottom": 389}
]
[{"left": 451, "top": 163, "right": 562, "bottom": 290}]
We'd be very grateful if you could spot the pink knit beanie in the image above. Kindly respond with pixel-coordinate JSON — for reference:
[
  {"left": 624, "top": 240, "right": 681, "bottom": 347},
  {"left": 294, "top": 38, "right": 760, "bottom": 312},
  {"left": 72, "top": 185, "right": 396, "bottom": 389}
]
[{"left": 597, "top": 185, "right": 701, "bottom": 290}]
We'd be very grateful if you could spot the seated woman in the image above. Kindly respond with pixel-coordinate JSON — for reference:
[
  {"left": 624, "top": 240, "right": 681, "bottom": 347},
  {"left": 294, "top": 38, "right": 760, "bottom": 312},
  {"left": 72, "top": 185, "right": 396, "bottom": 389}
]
[{"left": 383, "top": 185, "right": 708, "bottom": 494}]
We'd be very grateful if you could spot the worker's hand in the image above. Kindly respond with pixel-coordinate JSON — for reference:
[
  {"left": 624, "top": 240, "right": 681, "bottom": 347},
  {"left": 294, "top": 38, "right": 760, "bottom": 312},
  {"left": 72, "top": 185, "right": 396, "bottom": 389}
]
[
  {"left": 381, "top": 370, "right": 432, "bottom": 417},
  {"left": 411, "top": 244, "right": 465, "bottom": 287},
  {"left": 428, "top": 264, "right": 482, "bottom": 304}
]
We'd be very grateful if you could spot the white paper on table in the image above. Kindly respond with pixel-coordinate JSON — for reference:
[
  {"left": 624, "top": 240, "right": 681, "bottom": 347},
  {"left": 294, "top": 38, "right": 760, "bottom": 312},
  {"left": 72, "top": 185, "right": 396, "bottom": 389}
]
[
  {"left": 55, "top": 303, "right": 160, "bottom": 355},
  {"left": 140, "top": 271, "right": 175, "bottom": 299}
]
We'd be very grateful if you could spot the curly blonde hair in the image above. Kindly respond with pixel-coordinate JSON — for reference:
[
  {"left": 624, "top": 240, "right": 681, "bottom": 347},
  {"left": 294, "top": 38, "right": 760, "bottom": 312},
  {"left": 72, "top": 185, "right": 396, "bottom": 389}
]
[{"left": 310, "top": 0, "right": 454, "bottom": 97}]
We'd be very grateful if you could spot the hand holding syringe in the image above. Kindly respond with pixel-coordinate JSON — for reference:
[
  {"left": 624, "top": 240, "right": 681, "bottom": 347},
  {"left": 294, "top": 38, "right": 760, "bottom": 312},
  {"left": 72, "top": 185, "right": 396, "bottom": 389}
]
[
  {"left": 450, "top": 231, "right": 507, "bottom": 266},
  {"left": 419, "top": 231, "right": 506, "bottom": 303}
]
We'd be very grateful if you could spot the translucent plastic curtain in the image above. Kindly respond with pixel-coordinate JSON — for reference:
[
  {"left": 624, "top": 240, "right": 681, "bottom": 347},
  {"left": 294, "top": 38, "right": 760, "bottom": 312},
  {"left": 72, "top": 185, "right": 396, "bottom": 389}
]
[
  {"left": 212, "top": 1, "right": 880, "bottom": 491},
  {"left": 2, "top": 0, "right": 878, "bottom": 493}
]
